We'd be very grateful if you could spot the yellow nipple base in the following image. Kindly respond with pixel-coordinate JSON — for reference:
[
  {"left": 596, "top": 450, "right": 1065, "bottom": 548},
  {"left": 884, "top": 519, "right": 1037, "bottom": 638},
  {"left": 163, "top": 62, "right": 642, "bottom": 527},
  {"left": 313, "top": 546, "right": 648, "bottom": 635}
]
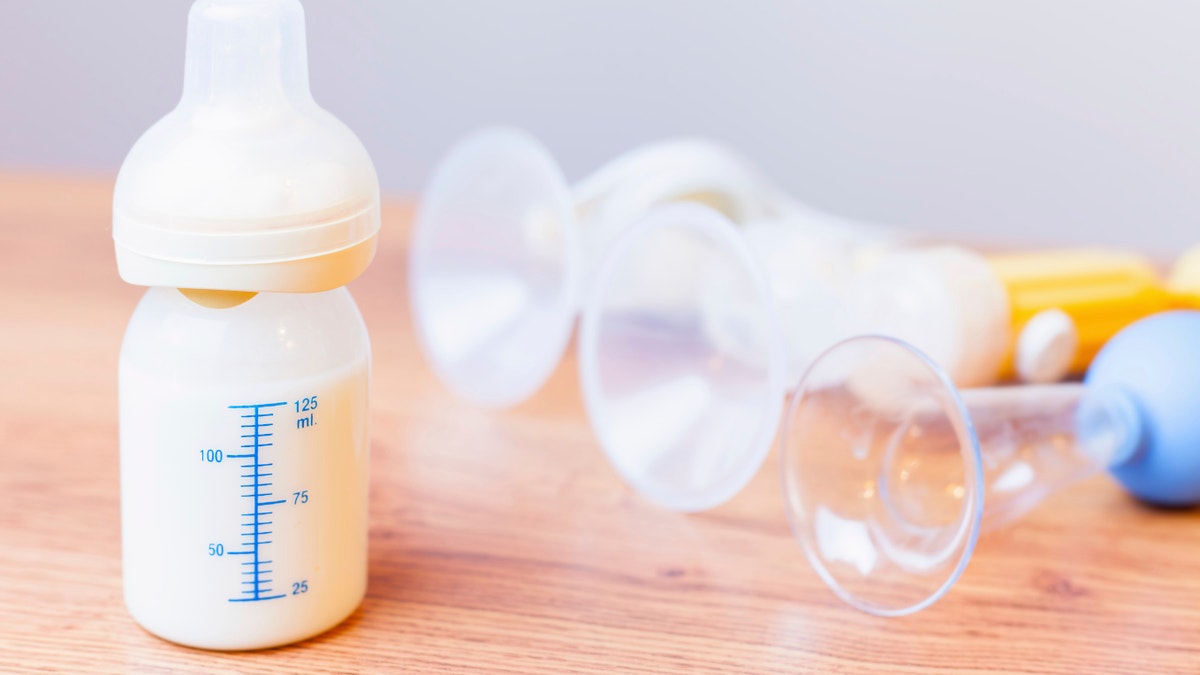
[{"left": 179, "top": 288, "right": 258, "bottom": 309}]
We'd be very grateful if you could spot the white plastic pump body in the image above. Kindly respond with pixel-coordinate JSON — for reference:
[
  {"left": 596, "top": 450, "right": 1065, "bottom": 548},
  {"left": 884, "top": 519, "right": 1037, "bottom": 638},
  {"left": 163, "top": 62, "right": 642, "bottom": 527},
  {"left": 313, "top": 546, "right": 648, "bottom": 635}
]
[{"left": 120, "top": 288, "right": 370, "bottom": 650}]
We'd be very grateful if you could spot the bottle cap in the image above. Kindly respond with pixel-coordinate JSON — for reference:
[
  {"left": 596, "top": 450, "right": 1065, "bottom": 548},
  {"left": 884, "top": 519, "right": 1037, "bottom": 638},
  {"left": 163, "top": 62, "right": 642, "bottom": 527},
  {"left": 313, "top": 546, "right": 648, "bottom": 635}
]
[{"left": 113, "top": 0, "right": 380, "bottom": 293}]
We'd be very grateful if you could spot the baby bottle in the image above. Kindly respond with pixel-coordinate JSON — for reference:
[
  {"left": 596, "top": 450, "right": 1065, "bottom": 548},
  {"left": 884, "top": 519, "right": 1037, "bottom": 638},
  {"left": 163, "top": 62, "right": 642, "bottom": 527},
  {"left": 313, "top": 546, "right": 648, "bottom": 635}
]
[{"left": 112, "top": 0, "right": 379, "bottom": 650}]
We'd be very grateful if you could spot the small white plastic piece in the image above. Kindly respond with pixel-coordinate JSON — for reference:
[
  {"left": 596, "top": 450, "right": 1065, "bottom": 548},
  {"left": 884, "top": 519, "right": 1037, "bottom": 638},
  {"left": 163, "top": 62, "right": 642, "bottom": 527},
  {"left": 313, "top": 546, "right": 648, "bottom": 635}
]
[
  {"left": 845, "top": 246, "right": 1012, "bottom": 387},
  {"left": 113, "top": 0, "right": 380, "bottom": 293},
  {"left": 1015, "top": 308, "right": 1078, "bottom": 384},
  {"left": 1168, "top": 244, "right": 1200, "bottom": 303}
]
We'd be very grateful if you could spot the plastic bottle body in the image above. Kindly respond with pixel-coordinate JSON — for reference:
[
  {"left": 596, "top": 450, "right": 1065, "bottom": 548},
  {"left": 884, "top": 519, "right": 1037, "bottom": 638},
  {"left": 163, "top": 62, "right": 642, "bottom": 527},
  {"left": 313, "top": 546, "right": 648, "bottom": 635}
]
[{"left": 119, "top": 287, "right": 370, "bottom": 650}]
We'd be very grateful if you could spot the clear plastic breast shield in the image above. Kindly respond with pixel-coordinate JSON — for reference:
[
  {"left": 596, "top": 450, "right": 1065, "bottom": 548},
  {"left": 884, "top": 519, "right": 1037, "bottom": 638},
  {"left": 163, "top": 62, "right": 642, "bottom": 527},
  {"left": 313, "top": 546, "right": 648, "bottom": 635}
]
[{"left": 781, "top": 310, "right": 1200, "bottom": 615}]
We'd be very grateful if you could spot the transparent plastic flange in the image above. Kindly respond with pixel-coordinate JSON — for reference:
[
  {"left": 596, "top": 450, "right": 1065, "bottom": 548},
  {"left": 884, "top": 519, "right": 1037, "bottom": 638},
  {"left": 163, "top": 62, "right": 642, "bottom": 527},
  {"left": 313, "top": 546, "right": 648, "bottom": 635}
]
[
  {"left": 780, "top": 336, "right": 1142, "bottom": 615},
  {"left": 409, "top": 129, "right": 579, "bottom": 407},
  {"left": 579, "top": 203, "right": 788, "bottom": 512},
  {"left": 579, "top": 202, "right": 1194, "bottom": 616}
]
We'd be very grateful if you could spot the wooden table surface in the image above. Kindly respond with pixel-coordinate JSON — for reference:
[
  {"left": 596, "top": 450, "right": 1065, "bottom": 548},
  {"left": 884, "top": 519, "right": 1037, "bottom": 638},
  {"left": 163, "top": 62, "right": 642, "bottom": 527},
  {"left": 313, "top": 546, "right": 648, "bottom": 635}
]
[{"left": 2, "top": 173, "right": 1199, "bottom": 674}]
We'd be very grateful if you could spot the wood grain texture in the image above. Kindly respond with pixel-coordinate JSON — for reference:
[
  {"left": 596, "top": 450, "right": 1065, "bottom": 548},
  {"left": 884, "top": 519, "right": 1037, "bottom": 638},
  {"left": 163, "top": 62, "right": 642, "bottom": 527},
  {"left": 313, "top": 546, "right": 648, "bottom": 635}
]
[{"left": 1, "top": 173, "right": 1199, "bottom": 674}]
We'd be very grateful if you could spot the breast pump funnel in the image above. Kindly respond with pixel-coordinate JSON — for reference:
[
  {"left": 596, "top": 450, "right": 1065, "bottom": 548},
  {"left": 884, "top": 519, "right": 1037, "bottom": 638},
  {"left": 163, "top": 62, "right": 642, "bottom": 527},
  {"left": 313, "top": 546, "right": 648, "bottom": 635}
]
[
  {"left": 409, "top": 129, "right": 582, "bottom": 407},
  {"left": 780, "top": 335, "right": 1143, "bottom": 616},
  {"left": 410, "top": 128, "right": 790, "bottom": 408},
  {"left": 781, "top": 309, "right": 1200, "bottom": 616},
  {"left": 113, "top": 0, "right": 380, "bottom": 293},
  {"left": 579, "top": 203, "right": 787, "bottom": 512}
]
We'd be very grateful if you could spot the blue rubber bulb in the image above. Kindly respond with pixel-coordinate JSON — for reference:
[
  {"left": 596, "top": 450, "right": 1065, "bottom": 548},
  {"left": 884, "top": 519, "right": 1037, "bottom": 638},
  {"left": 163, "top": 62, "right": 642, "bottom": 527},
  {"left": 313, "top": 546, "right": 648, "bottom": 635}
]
[{"left": 1085, "top": 310, "right": 1200, "bottom": 506}]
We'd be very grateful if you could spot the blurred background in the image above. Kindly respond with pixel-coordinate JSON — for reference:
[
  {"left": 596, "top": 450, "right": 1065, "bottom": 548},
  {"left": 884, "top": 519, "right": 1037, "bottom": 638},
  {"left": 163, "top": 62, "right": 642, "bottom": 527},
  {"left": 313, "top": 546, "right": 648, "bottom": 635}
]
[{"left": 1, "top": 0, "right": 1198, "bottom": 252}]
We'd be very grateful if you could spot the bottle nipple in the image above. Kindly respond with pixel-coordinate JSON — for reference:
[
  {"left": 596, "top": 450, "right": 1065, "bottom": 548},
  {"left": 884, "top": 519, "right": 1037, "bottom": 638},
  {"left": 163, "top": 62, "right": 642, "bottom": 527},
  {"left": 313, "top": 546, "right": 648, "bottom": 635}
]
[
  {"left": 179, "top": 289, "right": 258, "bottom": 309},
  {"left": 182, "top": 0, "right": 312, "bottom": 122}
]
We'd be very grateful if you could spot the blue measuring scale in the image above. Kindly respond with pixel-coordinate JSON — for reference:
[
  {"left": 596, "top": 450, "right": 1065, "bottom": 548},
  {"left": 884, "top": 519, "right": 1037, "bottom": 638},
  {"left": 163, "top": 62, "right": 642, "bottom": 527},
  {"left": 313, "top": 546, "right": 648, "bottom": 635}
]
[
  {"left": 194, "top": 393, "right": 327, "bottom": 609},
  {"left": 226, "top": 402, "right": 290, "bottom": 603}
]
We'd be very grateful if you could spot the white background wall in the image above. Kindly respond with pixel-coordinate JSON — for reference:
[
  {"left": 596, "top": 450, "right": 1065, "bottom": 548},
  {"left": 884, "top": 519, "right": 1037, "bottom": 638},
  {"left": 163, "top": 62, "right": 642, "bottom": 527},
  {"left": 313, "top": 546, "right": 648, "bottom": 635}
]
[{"left": 2, "top": 0, "right": 1198, "bottom": 252}]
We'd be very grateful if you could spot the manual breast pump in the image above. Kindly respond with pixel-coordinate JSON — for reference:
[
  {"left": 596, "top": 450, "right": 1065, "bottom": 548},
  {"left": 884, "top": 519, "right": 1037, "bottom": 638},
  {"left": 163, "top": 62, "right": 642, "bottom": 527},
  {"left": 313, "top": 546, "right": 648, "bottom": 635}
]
[
  {"left": 112, "top": 0, "right": 378, "bottom": 650},
  {"left": 583, "top": 206, "right": 1200, "bottom": 614}
]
